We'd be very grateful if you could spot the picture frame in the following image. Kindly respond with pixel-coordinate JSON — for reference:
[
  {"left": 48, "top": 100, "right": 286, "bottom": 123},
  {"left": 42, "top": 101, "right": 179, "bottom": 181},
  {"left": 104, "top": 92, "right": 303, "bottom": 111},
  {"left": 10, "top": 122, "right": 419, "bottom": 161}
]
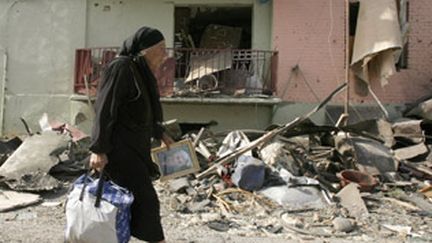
[{"left": 151, "top": 139, "right": 200, "bottom": 181}]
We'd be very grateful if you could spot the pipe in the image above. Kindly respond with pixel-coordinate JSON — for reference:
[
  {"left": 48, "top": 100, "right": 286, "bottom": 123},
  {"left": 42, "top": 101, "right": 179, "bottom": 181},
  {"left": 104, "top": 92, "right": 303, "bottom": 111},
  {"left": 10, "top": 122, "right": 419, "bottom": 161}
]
[
  {"left": 0, "top": 52, "right": 7, "bottom": 136},
  {"left": 344, "top": 0, "right": 350, "bottom": 120}
]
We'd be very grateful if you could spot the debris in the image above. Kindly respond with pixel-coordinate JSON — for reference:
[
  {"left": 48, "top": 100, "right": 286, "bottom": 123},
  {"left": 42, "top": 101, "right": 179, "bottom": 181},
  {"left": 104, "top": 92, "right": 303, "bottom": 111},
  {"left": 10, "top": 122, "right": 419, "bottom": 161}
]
[
  {"left": 4, "top": 170, "right": 61, "bottom": 191},
  {"left": 197, "top": 83, "right": 347, "bottom": 179},
  {"left": 260, "top": 141, "right": 300, "bottom": 175},
  {"left": 381, "top": 197, "right": 421, "bottom": 211},
  {"left": 163, "top": 119, "right": 183, "bottom": 141},
  {"left": 200, "top": 212, "right": 220, "bottom": 222},
  {"left": 419, "top": 185, "right": 432, "bottom": 199},
  {"left": 259, "top": 185, "right": 327, "bottom": 210},
  {"left": 337, "top": 169, "right": 378, "bottom": 192},
  {"left": 0, "top": 190, "right": 41, "bottom": 212},
  {"left": 343, "top": 119, "right": 394, "bottom": 147},
  {"left": 336, "top": 135, "right": 398, "bottom": 176},
  {"left": 332, "top": 217, "right": 355, "bottom": 233},
  {"left": 404, "top": 98, "right": 432, "bottom": 120},
  {"left": 0, "top": 131, "right": 69, "bottom": 191},
  {"left": 397, "top": 192, "right": 432, "bottom": 215},
  {"left": 394, "top": 143, "right": 429, "bottom": 161},
  {"left": 281, "top": 214, "right": 305, "bottom": 228},
  {"left": 207, "top": 219, "right": 237, "bottom": 232},
  {"left": 382, "top": 224, "right": 414, "bottom": 236},
  {"left": 399, "top": 160, "right": 432, "bottom": 180},
  {"left": 258, "top": 224, "right": 283, "bottom": 234},
  {"left": 216, "top": 130, "right": 251, "bottom": 158},
  {"left": 169, "top": 177, "right": 191, "bottom": 193},
  {"left": 336, "top": 183, "right": 369, "bottom": 219},
  {"left": 231, "top": 155, "right": 265, "bottom": 191},
  {"left": 189, "top": 199, "right": 211, "bottom": 213},
  {"left": 392, "top": 119, "right": 424, "bottom": 144},
  {"left": 185, "top": 50, "right": 232, "bottom": 83}
]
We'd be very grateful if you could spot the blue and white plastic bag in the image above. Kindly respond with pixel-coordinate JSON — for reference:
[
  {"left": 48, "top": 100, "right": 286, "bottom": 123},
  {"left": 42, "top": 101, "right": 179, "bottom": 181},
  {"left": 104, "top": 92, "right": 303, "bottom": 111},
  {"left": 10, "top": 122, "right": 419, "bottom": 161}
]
[{"left": 65, "top": 173, "right": 134, "bottom": 243}]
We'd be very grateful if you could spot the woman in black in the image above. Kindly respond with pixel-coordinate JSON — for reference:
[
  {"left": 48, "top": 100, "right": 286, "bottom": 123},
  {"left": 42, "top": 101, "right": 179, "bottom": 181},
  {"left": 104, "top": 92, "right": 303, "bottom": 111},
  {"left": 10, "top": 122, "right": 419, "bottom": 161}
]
[{"left": 89, "top": 26, "right": 173, "bottom": 243}]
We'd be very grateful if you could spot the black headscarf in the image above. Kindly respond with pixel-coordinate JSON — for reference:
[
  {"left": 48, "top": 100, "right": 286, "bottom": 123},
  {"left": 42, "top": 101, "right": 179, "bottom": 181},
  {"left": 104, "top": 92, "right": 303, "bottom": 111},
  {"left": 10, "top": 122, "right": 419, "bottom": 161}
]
[{"left": 119, "top": 27, "right": 165, "bottom": 56}]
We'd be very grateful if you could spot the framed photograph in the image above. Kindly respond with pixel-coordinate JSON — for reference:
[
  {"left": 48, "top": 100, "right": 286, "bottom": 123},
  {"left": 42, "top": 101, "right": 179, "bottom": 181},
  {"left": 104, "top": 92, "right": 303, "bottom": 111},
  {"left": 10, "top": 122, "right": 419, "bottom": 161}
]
[{"left": 151, "top": 139, "right": 200, "bottom": 181}]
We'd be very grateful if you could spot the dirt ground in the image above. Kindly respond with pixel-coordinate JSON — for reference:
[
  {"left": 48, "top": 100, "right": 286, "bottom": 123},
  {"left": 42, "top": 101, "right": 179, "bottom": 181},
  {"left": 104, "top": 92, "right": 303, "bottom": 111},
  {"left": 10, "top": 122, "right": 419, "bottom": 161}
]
[{"left": 1, "top": 179, "right": 431, "bottom": 243}]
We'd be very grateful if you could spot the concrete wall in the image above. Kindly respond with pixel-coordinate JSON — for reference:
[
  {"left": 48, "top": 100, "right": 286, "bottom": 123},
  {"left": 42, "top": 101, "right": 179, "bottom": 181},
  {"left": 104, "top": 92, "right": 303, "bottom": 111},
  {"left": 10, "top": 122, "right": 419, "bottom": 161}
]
[
  {"left": 0, "top": 0, "right": 87, "bottom": 135},
  {"left": 272, "top": 0, "right": 346, "bottom": 103},
  {"left": 0, "top": 0, "right": 273, "bottom": 136},
  {"left": 86, "top": 0, "right": 272, "bottom": 49},
  {"left": 271, "top": 0, "right": 432, "bottom": 125},
  {"left": 86, "top": 0, "right": 174, "bottom": 48}
]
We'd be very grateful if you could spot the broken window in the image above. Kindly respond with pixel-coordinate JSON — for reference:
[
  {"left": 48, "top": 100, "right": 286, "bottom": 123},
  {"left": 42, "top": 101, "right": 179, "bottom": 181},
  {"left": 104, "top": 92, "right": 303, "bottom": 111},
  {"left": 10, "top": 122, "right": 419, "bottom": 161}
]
[
  {"left": 169, "top": 6, "right": 276, "bottom": 97},
  {"left": 174, "top": 6, "right": 252, "bottom": 49}
]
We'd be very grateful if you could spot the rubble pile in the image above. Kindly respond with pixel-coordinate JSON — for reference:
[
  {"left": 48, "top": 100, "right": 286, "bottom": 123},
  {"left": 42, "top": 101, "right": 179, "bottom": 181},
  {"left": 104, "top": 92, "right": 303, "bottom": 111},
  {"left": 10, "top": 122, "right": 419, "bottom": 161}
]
[
  {"left": 1, "top": 93, "right": 432, "bottom": 241},
  {"left": 154, "top": 115, "right": 431, "bottom": 238},
  {"left": 155, "top": 94, "right": 432, "bottom": 240}
]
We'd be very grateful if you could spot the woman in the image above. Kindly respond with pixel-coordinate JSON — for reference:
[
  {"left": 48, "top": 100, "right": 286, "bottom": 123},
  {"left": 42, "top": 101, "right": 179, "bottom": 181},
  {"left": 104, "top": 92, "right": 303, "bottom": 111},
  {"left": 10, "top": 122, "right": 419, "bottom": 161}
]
[{"left": 89, "top": 27, "right": 173, "bottom": 243}]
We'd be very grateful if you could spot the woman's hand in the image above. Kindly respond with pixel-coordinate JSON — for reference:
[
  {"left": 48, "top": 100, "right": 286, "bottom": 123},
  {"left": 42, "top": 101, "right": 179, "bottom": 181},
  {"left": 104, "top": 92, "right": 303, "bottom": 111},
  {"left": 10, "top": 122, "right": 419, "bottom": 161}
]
[
  {"left": 89, "top": 153, "right": 108, "bottom": 172},
  {"left": 161, "top": 132, "right": 174, "bottom": 149}
]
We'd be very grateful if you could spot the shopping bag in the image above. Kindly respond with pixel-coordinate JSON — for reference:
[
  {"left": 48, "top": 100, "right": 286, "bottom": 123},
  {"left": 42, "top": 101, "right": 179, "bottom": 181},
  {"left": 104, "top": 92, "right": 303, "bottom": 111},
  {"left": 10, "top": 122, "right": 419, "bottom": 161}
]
[{"left": 65, "top": 171, "right": 134, "bottom": 243}]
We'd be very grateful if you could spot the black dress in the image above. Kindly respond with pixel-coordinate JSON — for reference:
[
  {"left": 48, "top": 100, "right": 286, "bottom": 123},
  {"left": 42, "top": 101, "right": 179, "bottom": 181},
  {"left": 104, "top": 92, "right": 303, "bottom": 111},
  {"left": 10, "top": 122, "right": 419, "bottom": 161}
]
[{"left": 89, "top": 56, "right": 165, "bottom": 242}]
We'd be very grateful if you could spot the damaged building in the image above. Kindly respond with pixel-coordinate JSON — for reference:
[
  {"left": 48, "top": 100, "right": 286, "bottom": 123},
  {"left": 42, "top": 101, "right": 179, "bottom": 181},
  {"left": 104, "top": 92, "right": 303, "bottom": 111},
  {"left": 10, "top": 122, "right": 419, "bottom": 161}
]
[
  {"left": 1, "top": 1, "right": 432, "bottom": 241},
  {"left": 0, "top": 0, "right": 431, "bottom": 135}
]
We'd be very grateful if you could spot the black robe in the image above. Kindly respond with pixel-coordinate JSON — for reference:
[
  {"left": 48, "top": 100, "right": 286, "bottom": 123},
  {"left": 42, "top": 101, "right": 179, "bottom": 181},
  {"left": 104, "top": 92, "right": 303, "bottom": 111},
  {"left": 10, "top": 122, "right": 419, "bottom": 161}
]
[{"left": 89, "top": 56, "right": 165, "bottom": 241}]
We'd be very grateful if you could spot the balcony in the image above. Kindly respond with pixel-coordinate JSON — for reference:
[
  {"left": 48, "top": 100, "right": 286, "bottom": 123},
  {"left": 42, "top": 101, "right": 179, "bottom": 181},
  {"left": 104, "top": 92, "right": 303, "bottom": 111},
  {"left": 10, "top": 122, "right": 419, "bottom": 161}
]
[{"left": 74, "top": 47, "right": 278, "bottom": 98}]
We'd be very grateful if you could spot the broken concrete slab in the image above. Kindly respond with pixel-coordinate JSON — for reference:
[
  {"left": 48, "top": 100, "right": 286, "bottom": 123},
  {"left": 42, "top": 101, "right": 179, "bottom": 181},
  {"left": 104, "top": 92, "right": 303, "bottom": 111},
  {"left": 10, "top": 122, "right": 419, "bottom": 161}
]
[
  {"left": 392, "top": 119, "right": 424, "bottom": 144},
  {"left": 394, "top": 143, "right": 429, "bottom": 160},
  {"left": 0, "top": 190, "right": 41, "bottom": 212},
  {"left": 336, "top": 183, "right": 369, "bottom": 219},
  {"left": 4, "top": 170, "right": 61, "bottom": 191},
  {"left": 0, "top": 131, "right": 69, "bottom": 191},
  {"left": 0, "top": 131, "right": 69, "bottom": 178}
]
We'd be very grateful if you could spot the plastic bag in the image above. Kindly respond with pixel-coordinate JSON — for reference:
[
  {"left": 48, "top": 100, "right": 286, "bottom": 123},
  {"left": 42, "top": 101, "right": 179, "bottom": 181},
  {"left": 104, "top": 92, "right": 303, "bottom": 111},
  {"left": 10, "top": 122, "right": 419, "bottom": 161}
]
[{"left": 65, "top": 172, "right": 134, "bottom": 243}]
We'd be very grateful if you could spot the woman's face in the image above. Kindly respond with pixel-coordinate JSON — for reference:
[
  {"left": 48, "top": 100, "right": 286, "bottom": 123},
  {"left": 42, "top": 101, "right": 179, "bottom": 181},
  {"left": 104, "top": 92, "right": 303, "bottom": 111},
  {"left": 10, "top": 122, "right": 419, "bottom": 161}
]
[{"left": 142, "top": 40, "right": 167, "bottom": 70}]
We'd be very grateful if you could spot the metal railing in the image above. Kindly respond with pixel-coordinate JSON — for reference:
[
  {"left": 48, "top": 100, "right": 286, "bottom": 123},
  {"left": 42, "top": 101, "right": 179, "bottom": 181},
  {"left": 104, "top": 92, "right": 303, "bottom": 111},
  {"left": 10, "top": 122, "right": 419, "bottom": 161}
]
[
  {"left": 74, "top": 47, "right": 278, "bottom": 97},
  {"left": 74, "top": 47, "right": 119, "bottom": 96}
]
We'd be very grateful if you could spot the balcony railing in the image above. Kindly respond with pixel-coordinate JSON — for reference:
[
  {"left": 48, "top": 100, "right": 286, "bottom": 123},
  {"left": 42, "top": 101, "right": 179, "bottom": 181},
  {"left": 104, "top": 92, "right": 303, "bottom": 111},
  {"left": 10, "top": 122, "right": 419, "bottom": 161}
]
[{"left": 74, "top": 47, "right": 278, "bottom": 98}]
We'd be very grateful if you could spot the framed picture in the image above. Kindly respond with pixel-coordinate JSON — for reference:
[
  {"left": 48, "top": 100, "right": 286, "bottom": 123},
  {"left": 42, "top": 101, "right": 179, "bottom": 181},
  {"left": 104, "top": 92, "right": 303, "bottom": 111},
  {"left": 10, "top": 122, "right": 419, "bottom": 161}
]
[{"left": 151, "top": 139, "right": 200, "bottom": 181}]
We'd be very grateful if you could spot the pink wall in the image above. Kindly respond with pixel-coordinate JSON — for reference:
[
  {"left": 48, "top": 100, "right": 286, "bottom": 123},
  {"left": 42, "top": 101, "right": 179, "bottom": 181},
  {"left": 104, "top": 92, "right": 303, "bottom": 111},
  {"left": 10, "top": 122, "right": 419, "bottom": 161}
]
[{"left": 273, "top": 0, "right": 432, "bottom": 104}]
